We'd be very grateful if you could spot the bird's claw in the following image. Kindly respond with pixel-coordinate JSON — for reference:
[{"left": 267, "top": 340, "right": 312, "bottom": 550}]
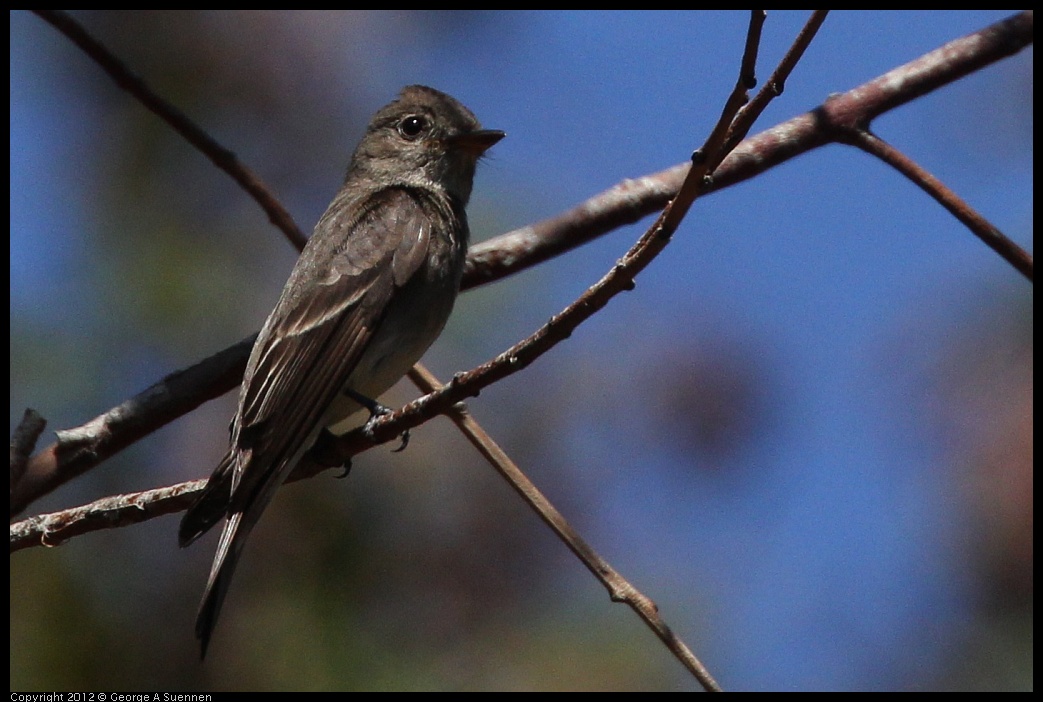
[
  {"left": 354, "top": 392, "right": 410, "bottom": 452},
  {"left": 392, "top": 429, "right": 410, "bottom": 452},
  {"left": 335, "top": 460, "right": 353, "bottom": 479}
]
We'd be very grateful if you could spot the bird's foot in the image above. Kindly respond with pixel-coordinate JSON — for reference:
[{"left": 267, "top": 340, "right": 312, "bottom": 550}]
[{"left": 344, "top": 388, "right": 410, "bottom": 452}]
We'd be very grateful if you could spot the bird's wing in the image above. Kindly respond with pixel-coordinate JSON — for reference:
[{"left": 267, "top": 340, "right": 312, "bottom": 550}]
[
  {"left": 178, "top": 184, "right": 436, "bottom": 559},
  {"left": 184, "top": 186, "right": 442, "bottom": 655},
  {"left": 235, "top": 185, "right": 436, "bottom": 468}
]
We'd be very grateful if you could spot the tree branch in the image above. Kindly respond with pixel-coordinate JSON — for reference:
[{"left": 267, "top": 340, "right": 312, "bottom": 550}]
[{"left": 14, "top": 11, "right": 1033, "bottom": 517}]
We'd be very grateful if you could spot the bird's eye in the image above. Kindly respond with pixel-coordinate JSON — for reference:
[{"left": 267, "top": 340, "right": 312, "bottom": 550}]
[{"left": 398, "top": 115, "right": 427, "bottom": 139}]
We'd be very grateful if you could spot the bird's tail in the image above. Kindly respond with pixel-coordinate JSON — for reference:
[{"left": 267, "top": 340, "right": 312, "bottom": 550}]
[
  {"left": 178, "top": 450, "right": 253, "bottom": 659},
  {"left": 182, "top": 445, "right": 309, "bottom": 657},
  {"left": 194, "top": 510, "right": 252, "bottom": 659}
]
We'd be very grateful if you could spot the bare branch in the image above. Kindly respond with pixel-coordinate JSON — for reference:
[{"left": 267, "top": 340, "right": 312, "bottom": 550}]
[
  {"left": 29, "top": 10, "right": 308, "bottom": 251},
  {"left": 727, "top": 10, "right": 830, "bottom": 152},
  {"left": 10, "top": 336, "right": 254, "bottom": 516},
  {"left": 11, "top": 481, "right": 203, "bottom": 552},
  {"left": 14, "top": 11, "right": 1033, "bottom": 517},
  {"left": 843, "top": 128, "right": 1032, "bottom": 281},
  {"left": 467, "top": 12, "right": 1032, "bottom": 289},
  {"left": 664, "top": 9, "right": 771, "bottom": 235},
  {"left": 407, "top": 365, "right": 723, "bottom": 690},
  {"left": 13, "top": 12, "right": 1033, "bottom": 687}
]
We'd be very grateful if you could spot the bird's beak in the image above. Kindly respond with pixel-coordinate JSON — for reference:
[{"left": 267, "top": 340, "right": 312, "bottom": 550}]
[{"left": 446, "top": 129, "right": 506, "bottom": 155}]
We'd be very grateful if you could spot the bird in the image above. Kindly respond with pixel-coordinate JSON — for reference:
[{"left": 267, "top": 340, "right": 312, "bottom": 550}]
[{"left": 178, "top": 85, "right": 504, "bottom": 658}]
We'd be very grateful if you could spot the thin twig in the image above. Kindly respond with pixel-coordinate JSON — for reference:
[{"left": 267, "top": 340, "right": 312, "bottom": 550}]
[
  {"left": 30, "top": 10, "right": 308, "bottom": 250},
  {"left": 11, "top": 15, "right": 1033, "bottom": 687},
  {"left": 468, "top": 10, "right": 1032, "bottom": 286},
  {"left": 10, "top": 335, "right": 254, "bottom": 515},
  {"left": 663, "top": 10, "right": 769, "bottom": 236},
  {"left": 843, "top": 128, "right": 1033, "bottom": 281},
  {"left": 727, "top": 10, "right": 830, "bottom": 153},
  {"left": 14, "top": 11, "right": 1033, "bottom": 517},
  {"left": 10, "top": 481, "right": 203, "bottom": 552},
  {"left": 407, "top": 365, "right": 723, "bottom": 691}
]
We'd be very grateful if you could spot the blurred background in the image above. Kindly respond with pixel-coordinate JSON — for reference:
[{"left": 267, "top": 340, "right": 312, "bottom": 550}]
[{"left": 10, "top": 10, "right": 1032, "bottom": 691}]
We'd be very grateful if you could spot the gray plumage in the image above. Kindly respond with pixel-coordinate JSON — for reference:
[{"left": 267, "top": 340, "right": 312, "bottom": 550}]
[{"left": 179, "top": 85, "right": 503, "bottom": 658}]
